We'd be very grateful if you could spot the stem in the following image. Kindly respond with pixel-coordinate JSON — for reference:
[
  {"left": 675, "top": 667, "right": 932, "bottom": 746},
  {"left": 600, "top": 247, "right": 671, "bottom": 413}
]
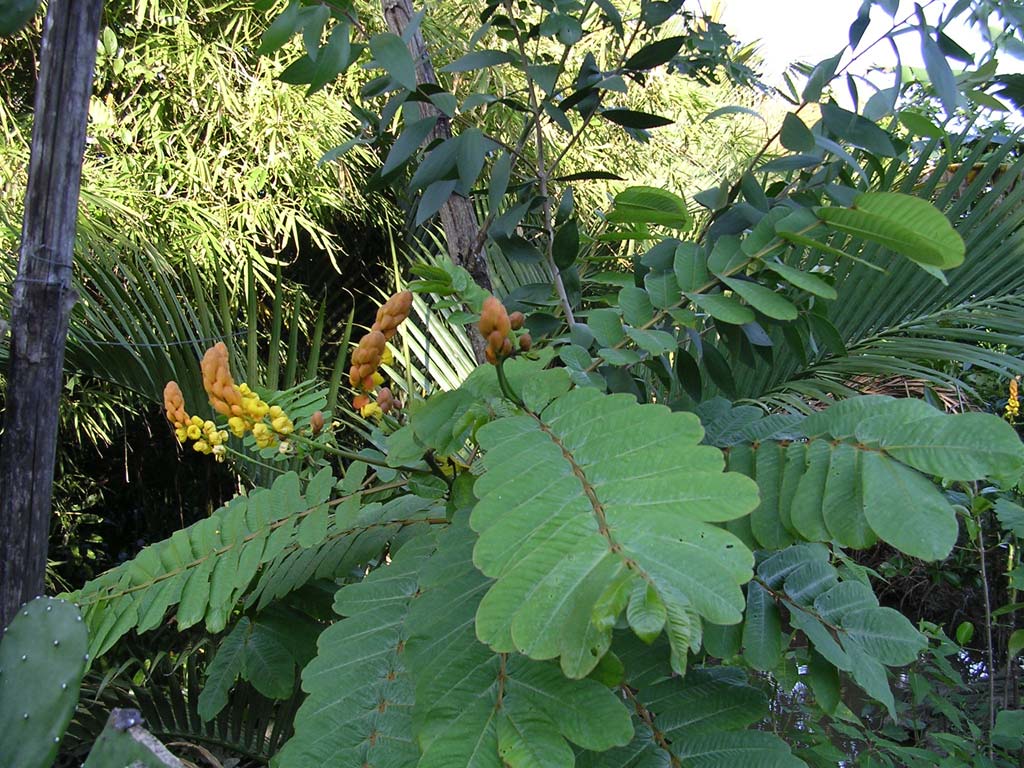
[
  {"left": 283, "top": 431, "right": 424, "bottom": 473},
  {"left": 976, "top": 508, "right": 996, "bottom": 758},
  {"left": 505, "top": 0, "right": 577, "bottom": 327},
  {"left": 495, "top": 359, "right": 524, "bottom": 407}
]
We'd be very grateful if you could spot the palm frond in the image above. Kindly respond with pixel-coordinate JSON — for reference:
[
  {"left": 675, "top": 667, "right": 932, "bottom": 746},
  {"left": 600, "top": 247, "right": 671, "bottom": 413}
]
[{"left": 737, "top": 130, "right": 1024, "bottom": 405}]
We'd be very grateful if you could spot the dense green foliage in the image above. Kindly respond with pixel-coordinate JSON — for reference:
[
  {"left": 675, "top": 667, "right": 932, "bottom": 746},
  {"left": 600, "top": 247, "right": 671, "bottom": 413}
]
[{"left": 3, "top": 0, "right": 1024, "bottom": 766}]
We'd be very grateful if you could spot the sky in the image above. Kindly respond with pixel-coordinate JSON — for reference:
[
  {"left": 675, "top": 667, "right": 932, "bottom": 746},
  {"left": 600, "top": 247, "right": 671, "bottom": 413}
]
[{"left": 717, "top": 0, "right": 1024, "bottom": 86}]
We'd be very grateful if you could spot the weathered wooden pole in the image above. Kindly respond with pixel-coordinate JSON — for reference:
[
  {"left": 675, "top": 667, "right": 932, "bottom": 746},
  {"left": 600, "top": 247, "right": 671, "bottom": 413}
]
[
  {"left": 0, "top": 0, "right": 104, "bottom": 628},
  {"left": 381, "top": 0, "right": 493, "bottom": 362}
]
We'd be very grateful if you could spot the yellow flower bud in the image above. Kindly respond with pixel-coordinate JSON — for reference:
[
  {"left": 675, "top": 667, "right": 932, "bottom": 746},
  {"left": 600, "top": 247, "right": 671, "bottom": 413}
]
[
  {"left": 228, "top": 417, "right": 247, "bottom": 437},
  {"left": 190, "top": 415, "right": 204, "bottom": 427},
  {"left": 193, "top": 440, "right": 210, "bottom": 453},
  {"left": 269, "top": 405, "right": 284, "bottom": 419},
  {"left": 371, "top": 372, "right": 385, "bottom": 388},
  {"left": 381, "top": 347, "right": 394, "bottom": 367},
  {"left": 186, "top": 424, "right": 202, "bottom": 440},
  {"left": 174, "top": 427, "right": 188, "bottom": 443}
]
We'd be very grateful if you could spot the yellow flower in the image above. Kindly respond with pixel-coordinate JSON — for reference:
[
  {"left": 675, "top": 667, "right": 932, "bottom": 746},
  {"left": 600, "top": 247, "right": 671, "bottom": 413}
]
[
  {"left": 193, "top": 440, "right": 210, "bottom": 453},
  {"left": 381, "top": 346, "right": 394, "bottom": 367},
  {"left": 186, "top": 424, "right": 202, "bottom": 440},
  {"left": 252, "top": 422, "right": 276, "bottom": 449},
  {"left": 360, "top": 401, "right": 384, "bottom": 420},
  {"left": 174, "top": 427, "right": 188, "bottom": 444},
  {"left": 269, "top": 405, "right": 284, "bottom": 419},
  {"left": 1005, "top": 377, "right": 1020, "bottom": 422},
  {"left": 271, "top": 415, "right": 294, "bottom": 435},
  {"left": 228, "top": 417, "right": 247, "bottom": 437},
  {"left": 371, "top": 371, "right": 385, "bottom": 388}
]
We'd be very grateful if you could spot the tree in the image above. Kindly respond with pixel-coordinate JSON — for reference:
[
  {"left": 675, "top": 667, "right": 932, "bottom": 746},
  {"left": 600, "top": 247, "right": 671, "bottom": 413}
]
[{"left": 0, "top": 0, "right": 103, "bottom": 628}]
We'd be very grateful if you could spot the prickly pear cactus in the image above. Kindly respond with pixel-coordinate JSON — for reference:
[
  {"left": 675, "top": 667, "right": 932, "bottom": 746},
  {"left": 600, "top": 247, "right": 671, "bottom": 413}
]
[{"left": 0, "top": 596, "right": 88, "bottom": 768}]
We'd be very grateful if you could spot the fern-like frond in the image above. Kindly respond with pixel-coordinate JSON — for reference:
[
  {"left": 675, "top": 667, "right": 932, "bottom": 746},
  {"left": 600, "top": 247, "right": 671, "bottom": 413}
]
[
  {"left": 69, "top": 469, "right": 445, "bottom": 658},
  {"left": 471, "top": 381, "right": 760, "bottom": 674}
]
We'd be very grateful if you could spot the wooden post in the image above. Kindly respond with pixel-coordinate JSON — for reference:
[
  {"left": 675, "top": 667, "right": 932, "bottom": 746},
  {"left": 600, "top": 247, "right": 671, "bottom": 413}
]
[
  {"left": 381, "top": 0, "right": 493, "bottom": 362},
  {"left": 0, "top": 0, "right": 103, "bottom": 629}
]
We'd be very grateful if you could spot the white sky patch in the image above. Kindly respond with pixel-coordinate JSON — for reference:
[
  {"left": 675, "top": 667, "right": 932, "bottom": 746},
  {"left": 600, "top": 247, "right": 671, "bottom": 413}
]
[{"left": 718, "top": 0, "right": 1024, "bottom": 89}]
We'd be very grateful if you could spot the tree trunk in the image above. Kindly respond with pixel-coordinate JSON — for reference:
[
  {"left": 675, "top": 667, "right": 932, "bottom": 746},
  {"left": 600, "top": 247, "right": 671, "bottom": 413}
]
[
  {"left": 380, "top": 0, "right": 492, "bottom": 362},
  {"left": 0, "top": 0, "right": 103, "bottom": 629}
]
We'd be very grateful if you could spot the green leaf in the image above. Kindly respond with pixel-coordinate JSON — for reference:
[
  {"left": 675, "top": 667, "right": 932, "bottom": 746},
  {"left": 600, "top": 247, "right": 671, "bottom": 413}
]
[
  {"left": 817, "top": 192, "right": 965, "bottom": 269},
  {"left": 689, "top": 293, "right": 755, "bottom": 325},
  {"left": 588, "top": 309, "right": 625, "bottom": 347},
  {"left": 993, "top": 710, "right": 1024, "bottom": 750},
  {"left": 258, "top": 0, "right": 301, "bottom": 55},
  {"left": 626, "top": 327, "right": 676, "bottom": 355},
  {"left": 843, "top": 607, "right": 926, "bottom": 666},
  {"left": 802, "top": 52, "right": 842, "bottom": 102},
  {"left": 624, "top": 36, "right": 685, "bottom": 70},
  {"left": 707, "top": 235, "right": 747, "bottom": 275},
  {"left": 607, "top": 186, "right": 692, "bottom": 230},
  {"left": 383, "top": 116, "right": 439, "bottom": 175},
  {"left": 675, "top": 242, "right": 710, "bottom": 292},
  {"left": 861, "top": 452, "right": 957, "bottom": 561},
  {"left": 409, "top": 523, "right": 634, "bottom": 764},
  {"left": 995, "top": 498, "right": 1024, "bottom": 537},
  {"left": 1008, "top": 630, "right": 1024, "bottom": 659},
  {"left": 720, "top": 277, "right": 799, "bottom": 321},
  {"left": 416, "top": 179, "right": 458, "bottom": 225},
  {"left": 274, "top": 535, "right": 435, "bottom": 767},
  {"left": 553, "top": 220, "right": 580, "bottom": 270},
  {"left": 751, "top": 442, "right": 793, "bottom": 549},
  {"left": 601, "top": 108, "right": 674, "bottom": 129},
  {"left": 489, "top": 152, "right": 512, "bottom": 212},
  {"left": 619, "top": 286, "right": 654, "bottom": 326},
  {"left": 627, "top": 581, "right": 667, "bottom": 643},
  {"left": 198, "top": 620, "right": 249, "bottom": 721},
  {"left": 742, "top": 582, "right": 783, "bottom": 671},
  {"left": 821, "top": 102, "right": 897, "bottom": 157},
  {"left": 822, "top": 443, "right": 876, "bottom": 549},
  {"left": 763, "top": 262, "right": 837, "bottom": 300},
  {"left": 441, "top": 49, "right": 517, "bottom": 72},
  {"left": 876, "top": 412, "right": 1024, "bottom": 485},
  {"left": 789, "top": 441, "right": 832, "bottom": 542},
  {"left": 472, "top": 388, "right": 759, "bottom": 665},
  {"left": 672, "top": 731, "right": 806, "bottom": 767},
  {"left": 369, "top": 32, "right": 417, "bottom": 90},
  {"left": 921, "top": 31, "right": 960, "bottom": 116},
  {"left": 644, "top": 270, "right": 681, "bottom": 309},
  {"left": 307, "top": 24, "right": 351, "bottom": 95},
  {"left": 899, "top": 109, "right": 945, "bottom": 138}
]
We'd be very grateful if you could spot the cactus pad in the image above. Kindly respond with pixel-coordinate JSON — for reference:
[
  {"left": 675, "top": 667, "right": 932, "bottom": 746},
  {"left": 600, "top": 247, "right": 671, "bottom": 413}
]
[{"left": 0, "top": 596, "right": 88, "bottom": 768}]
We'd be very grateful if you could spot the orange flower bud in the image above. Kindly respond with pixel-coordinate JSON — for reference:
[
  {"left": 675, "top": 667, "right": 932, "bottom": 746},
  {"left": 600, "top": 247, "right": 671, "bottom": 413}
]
[
  {"left": 163, "top": 381, "right": 189, "bottom": 428},
  {"left": 509, "top": 311, "right": 525, "bottom": 331},
  {"left": 201, "top": 342, "right": 242, "bottom": 416},
  {"left": 518, "top": 333, "right": 532, "bottom": 351},
  {"left": 353, "top": 394, "right": 370, "bottom": 411},
  {"left": 372, "top": 291, "right": 413, "bottom": 341}
]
